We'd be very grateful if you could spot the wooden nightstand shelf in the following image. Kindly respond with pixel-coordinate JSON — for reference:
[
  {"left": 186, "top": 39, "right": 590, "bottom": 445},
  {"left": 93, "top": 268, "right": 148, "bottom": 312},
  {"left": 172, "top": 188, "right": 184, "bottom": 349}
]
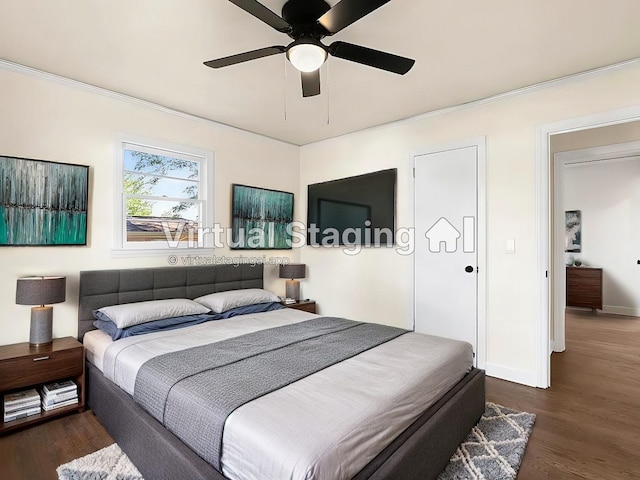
[
  {"left": 283, "top": 300, "right": 317, "bottom": 314},
  {"left": 0, "top": 337, "right": 85, "bottom": 434}
]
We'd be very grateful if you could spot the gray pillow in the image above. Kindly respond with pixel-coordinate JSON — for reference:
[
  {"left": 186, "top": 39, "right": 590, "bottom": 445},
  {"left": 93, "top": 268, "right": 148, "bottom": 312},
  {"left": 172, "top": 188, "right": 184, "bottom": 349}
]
[
  {"left": 94, "top": 298, "right": 210, "bottom": 329},
  {"left": 194, "top": 289, "right": 280, "bottom": 313}
]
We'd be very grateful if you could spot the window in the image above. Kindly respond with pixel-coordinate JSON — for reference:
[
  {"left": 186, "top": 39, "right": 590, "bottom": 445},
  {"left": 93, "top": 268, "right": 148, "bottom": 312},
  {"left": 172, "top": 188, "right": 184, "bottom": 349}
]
[{"left": 115, "top": 136, "right": 214, "bottom": 253}]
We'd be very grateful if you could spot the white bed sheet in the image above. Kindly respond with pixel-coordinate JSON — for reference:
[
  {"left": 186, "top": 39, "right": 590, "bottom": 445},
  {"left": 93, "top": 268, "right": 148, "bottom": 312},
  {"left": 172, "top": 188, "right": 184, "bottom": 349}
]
[
  {"left": 83, "top": 328, "right": 112, "bottom": 372},
  {"left": 88, "top": 309, "right": 473, "bottom": 480}
]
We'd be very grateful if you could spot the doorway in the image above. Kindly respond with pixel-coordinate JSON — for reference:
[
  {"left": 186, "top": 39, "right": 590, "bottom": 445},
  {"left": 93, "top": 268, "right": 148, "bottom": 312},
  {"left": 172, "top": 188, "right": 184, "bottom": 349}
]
[
  {"left": 552, "top": 140, "right": 640, "bottom": 353},
  {"left": 535, "top": 108, "right": 640, "bottom": 388}
]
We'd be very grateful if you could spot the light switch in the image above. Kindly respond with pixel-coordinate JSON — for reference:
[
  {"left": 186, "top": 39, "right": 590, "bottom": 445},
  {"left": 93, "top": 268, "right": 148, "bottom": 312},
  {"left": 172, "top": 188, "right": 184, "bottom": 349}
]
[{"left": 506, "top": 239, "right": 516, "bottom": 254}]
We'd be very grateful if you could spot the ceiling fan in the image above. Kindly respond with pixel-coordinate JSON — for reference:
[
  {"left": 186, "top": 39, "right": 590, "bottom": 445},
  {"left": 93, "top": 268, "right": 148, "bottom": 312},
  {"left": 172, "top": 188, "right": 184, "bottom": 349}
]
[{"left": 204, "top": 0, "right": 415, "bottom": 97}]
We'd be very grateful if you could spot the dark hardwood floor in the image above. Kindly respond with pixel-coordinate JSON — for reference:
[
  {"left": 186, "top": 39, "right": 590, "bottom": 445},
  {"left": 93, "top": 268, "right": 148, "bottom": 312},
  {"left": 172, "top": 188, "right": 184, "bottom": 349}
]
[
  {"left": 1, "top": 308, "right": 638, "bottom": 479},
  {"left": 487, "top": 309, "right": 640, "bottom": 480},
  {"left": 0, "top": 410, "right": 112, "bottom": 480}
]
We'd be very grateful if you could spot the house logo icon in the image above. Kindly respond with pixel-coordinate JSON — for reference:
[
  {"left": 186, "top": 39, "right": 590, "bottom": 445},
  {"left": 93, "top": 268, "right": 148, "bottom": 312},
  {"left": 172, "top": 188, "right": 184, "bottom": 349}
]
[
  {"left": 425, "top": 216, "right": 475, "bottom": 253},
  {"left": 425, "top": 217, "right": 459, "bottom": 253}
]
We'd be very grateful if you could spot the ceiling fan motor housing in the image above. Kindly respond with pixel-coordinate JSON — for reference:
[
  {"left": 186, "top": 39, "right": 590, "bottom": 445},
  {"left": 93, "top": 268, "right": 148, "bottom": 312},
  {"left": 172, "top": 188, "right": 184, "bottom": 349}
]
[{"left": 282, "top": 0, "right": 331, "bottom": 39}]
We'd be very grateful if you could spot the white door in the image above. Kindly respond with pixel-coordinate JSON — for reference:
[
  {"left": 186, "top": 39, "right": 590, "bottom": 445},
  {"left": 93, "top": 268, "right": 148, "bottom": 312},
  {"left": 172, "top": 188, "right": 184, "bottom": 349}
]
[{"left": 414, "top": 145, "right": 479, "bottom": 359}]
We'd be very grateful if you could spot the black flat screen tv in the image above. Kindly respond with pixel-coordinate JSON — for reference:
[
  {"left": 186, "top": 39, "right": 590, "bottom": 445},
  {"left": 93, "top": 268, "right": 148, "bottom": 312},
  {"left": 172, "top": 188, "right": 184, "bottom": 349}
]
[{"left": 307, "top": 168, "right": 396, "bottom": 246}]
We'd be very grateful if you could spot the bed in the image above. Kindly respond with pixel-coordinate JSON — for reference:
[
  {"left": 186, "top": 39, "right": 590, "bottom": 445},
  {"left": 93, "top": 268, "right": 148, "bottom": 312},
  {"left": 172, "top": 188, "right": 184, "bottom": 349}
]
[{"left": 78, "top": 263, "right": 485, "bottom": 480}]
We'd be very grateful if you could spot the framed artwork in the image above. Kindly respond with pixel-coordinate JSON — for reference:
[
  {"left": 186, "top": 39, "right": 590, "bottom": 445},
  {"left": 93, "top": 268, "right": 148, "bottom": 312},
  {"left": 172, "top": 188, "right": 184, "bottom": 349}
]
[
  {"left": 0, "top": 156, "right": 89, "bottom": 246},
  {"left": 231, "top": 184, "right": 293, "bottom": 249},
  {"left": 565, "top": 210, "right": 581, "bottom": 253}
]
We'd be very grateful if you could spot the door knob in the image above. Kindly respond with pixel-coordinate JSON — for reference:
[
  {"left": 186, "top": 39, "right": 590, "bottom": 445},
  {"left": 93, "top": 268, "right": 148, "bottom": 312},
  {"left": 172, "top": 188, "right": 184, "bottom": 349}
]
[{"left": 465, "top": 265, "right": 474, "bottom": 273}]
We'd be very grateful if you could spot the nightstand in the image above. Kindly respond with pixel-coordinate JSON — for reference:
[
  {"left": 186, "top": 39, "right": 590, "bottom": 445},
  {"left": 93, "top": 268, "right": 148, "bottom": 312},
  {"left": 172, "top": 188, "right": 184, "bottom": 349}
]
[
  {"left": 0, "top": 337, "right": 85, "bottom": 434},
  {"left": 283, "top": 300, "right": 316, "bottom": 314}
]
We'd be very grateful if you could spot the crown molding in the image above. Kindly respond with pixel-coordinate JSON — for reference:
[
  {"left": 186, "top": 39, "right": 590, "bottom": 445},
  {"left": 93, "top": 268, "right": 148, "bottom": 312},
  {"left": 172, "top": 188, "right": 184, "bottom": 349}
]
[
  {"left": 307, "top": 57, "right": 640, "bottom": 146},
  {"left": 0, "top": 58, "right": 297, "bottom": 147},
  {"left": 2, "top": 56, "right": 639, "bottom": 147}
]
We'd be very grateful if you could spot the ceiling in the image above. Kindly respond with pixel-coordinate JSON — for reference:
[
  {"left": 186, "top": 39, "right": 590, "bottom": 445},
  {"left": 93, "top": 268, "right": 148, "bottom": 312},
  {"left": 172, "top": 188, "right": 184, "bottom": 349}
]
[{"left": 1, "top": 0, "right": 639, "bottom": 145}]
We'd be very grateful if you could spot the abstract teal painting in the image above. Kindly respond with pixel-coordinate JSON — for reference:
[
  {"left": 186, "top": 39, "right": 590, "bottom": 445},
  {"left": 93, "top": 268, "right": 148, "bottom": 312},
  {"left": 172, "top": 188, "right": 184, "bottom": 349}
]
[
  {"left": 0, "top": 156, "right": 89, "bottom": 246},
  {"left": 231, "top": 184, "right": 293, "bottom": 249}
]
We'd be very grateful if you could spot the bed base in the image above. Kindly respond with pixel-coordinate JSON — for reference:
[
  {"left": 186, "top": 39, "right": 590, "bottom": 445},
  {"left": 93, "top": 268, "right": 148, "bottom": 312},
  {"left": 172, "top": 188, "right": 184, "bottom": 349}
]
[{"left": 87, "top": 361, "right": 484, "bottom": 480}]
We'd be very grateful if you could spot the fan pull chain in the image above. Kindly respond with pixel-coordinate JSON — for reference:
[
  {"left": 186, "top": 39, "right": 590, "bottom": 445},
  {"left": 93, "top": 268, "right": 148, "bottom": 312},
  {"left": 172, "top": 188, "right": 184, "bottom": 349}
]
[
  {"left": 326, "top": 61, "right": 331, "bottom": 125},
  {"left": 283, "top": 56, "right": 288, "bottom": 121}
]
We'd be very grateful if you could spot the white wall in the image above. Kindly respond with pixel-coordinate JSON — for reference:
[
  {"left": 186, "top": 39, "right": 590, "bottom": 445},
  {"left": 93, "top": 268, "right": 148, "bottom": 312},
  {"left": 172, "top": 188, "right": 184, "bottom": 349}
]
[
  {"left": 563, "top": 158, "right": 640, "bottom": 315},
  {"left": 552, "top": 120, "right": 640, "bottom": 153},
  {"left": 0, "top": 67, "right": 300, "bottom": 346},
  {"left": 4, "top": 60, "right": 640, "bottom": 386},
  {"left": 300, "top": 62, "right": 640, "bottom": 385}
]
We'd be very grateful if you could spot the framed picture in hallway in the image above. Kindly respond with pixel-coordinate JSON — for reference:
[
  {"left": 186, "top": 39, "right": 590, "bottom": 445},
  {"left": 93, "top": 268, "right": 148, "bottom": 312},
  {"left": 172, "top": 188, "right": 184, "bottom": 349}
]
[{"left": 565, "top": 210, "right": 581, "bottom": 253}]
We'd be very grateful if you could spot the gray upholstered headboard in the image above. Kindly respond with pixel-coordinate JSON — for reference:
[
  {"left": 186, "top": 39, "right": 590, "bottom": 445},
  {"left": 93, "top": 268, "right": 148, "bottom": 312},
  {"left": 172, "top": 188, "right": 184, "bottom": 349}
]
[{"left": 78, "top": 264, "right": 264, "bottom": 341}]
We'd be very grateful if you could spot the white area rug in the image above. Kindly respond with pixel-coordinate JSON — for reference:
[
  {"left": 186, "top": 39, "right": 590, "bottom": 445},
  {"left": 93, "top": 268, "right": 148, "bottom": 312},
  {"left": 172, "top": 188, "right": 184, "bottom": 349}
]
[
  {"left": 57, "top": 443, "right": 143, "bottom": 480},
  {"left": 58, "top": 402, "right": 535, "bottom": 480}
]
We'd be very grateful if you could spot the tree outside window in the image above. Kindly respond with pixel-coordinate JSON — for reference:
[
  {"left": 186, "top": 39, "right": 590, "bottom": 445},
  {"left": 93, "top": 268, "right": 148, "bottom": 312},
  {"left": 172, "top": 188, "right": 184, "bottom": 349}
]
[{"left": 121, "top": 143, "right": 208, "bottom": 248}]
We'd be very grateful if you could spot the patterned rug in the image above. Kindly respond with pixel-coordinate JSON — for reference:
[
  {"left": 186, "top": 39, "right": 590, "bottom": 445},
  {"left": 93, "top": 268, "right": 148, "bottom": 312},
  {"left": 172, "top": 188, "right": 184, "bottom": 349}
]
[
  {"left": 57, "top": 403, "right": 534, "bottom": 480},
  {"left": 438, "top": 402, "right": 536, "bottom": 480}
]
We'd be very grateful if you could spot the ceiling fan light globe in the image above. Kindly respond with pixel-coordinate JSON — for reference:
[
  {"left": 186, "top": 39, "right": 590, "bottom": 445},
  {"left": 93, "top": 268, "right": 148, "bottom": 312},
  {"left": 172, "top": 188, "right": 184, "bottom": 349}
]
[{"left": 287, "top": 44, "right": 327, "bottom": 72}]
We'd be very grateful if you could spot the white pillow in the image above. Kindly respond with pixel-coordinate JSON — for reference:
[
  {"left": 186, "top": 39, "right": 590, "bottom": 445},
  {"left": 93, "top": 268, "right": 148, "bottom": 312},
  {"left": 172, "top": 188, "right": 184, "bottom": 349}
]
[
  {"left": 193, "top": 288, "right": 280, "bottom": 313},
  {"left": 94, "top": 298, "right": 210, "bottom": 329}
]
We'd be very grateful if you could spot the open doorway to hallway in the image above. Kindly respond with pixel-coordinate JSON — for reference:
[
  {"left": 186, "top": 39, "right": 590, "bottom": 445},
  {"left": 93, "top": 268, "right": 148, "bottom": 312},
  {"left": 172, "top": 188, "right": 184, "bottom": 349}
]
[{"left": 550, "top": 121, "right": 640, "bottom": 364}]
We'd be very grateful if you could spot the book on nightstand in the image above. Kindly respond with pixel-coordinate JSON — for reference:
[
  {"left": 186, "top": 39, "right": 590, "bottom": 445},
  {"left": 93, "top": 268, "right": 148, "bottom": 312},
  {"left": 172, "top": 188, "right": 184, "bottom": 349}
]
[
  {"left": 42, "top": 380, "right": 77, "bottom": 396},
  {"left": 4, "top": 388, "right": 41, "bottom": 422},
  {"left": 41, "top": 390, "right": 78, "bottom": 405},
  {"left": 4, "top": 405, "right": 41, "bottom": 422},
  {"left": 4, "top": 388, "right": 40, "bottom": 407},
  {"left": 41, "top": 380, "right": 78, "bottom": 411},
  {"left": 41, "top": 397, "right": 79, "bottom": 411}
]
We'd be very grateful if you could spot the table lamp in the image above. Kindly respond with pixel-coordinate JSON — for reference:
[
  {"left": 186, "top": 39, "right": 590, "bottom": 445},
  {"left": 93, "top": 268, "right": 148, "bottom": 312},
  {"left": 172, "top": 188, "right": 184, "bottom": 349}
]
[
  {"left": 16, "top": 276, "right": 66, "bottom": 346},
  {"left": 279, "top": 264, "right": 306, "bottom": 301}
]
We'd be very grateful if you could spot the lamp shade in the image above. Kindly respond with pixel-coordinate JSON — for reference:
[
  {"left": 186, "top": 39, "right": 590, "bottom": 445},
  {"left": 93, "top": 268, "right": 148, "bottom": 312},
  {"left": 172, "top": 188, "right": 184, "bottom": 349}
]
[
  {"left": 279, "top": 264, "right": 306, "bottom": 280},
  {"left": 16, "top": 276, "right": 66, "bottom": 306}
]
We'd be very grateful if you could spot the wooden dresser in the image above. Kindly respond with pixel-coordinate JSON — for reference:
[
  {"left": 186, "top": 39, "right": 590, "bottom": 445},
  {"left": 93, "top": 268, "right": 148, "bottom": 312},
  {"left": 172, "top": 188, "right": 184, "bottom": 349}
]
[{"left": 566, "top": 266, "right": 603, "bottom": 310}]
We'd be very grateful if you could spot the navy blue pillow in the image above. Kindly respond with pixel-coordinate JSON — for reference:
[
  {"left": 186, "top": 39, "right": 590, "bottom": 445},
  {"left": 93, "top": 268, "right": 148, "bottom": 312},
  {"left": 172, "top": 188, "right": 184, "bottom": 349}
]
[
  {"left": 218, "top": 301, "right": 285, "bottom": 318},
  {"left": 94, "top": 313, "right": 221, "bottom": 340}
]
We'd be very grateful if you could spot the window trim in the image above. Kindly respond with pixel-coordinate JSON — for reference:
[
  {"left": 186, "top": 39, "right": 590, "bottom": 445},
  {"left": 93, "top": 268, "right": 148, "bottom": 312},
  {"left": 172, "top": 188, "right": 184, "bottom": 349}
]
[{"left": 113, "top": 134, "right": 215, "bottom": 256}]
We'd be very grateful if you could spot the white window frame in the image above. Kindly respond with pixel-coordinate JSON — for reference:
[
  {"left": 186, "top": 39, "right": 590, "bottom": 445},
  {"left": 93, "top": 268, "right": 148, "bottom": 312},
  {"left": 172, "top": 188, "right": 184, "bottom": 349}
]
[{"left": 113, "top": 134, "right": 215, "bottom": 256}]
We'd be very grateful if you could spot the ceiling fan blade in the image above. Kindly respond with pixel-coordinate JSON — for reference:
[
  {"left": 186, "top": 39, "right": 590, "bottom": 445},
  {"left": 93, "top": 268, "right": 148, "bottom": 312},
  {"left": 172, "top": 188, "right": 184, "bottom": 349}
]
[
  {"left": 228, "top": 0, "right": 291, "bottom": 33},
  {"left": 318, "top": 0, "right": 390, "bottom": 35},
  {"left": 329, "top": 41, "right": 414, "bottom": 74},
  {"left": 301, "top": 70, "right": 321, "bottom": 97},
  {"left": 204, "top": 46, "right": 286, "bottom": 68}
]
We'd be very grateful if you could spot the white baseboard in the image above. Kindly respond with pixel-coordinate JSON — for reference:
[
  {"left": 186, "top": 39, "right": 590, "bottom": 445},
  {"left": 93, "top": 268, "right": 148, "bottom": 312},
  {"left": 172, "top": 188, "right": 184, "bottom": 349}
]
[
  {"left": 485, "top": 363, "right": 538, "bottom": 387},
  {"left": 550, "top": 340, "right": 565, "bottom": 353},
  {"left": 602, "top": 305, "right": 640, "bottom": 317}
]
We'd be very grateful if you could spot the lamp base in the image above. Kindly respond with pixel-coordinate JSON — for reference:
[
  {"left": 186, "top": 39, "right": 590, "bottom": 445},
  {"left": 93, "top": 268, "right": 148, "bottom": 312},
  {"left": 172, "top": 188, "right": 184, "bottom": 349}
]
[
  {"left": 285, "top": 280, "right": 301, "bottom": 301},
  {"left": 30, "top": 306, "right": 53, "bottom": 346}
]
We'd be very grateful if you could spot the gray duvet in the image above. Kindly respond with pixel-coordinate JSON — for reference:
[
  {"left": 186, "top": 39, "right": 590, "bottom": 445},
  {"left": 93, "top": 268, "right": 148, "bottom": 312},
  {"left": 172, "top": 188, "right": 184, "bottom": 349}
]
[{"left": 134, "top": 317, "right": 407, "bottom": 469}]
